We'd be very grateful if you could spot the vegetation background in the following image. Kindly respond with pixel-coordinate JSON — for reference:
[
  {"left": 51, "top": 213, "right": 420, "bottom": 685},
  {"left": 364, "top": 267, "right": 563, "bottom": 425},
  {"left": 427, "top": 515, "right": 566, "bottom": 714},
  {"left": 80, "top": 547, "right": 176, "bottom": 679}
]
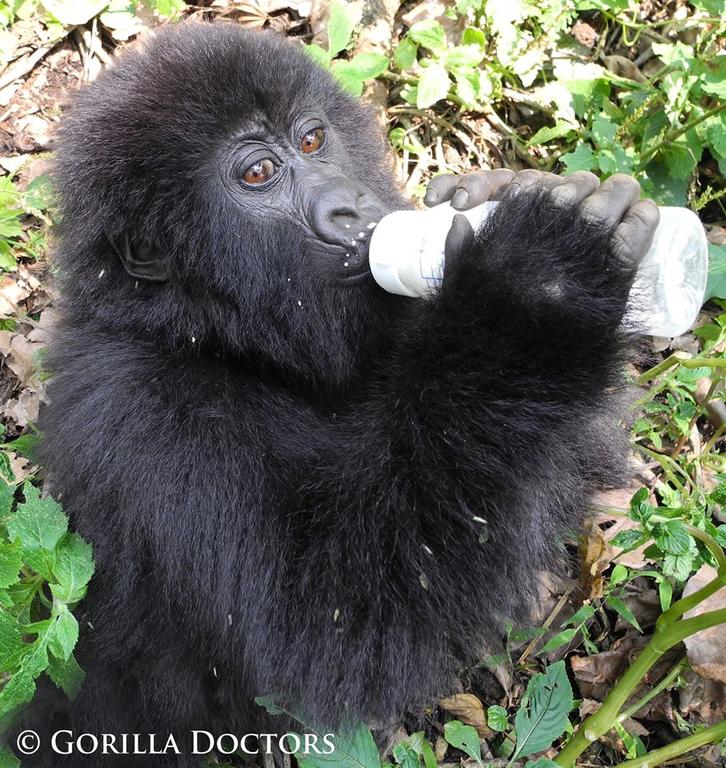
[{"left": 0, "top": 1, "right": 724, "bottom": 767}]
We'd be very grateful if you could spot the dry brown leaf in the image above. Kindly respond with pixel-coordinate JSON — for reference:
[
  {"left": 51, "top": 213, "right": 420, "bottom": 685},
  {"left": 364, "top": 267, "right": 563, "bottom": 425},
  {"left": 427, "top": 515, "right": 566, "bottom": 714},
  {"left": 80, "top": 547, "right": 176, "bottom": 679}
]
[
  {"left": 434, "top": 736, "right": 448, "bottom": 761},
  {"left": 679, "top": 670, "right": 726, "bottom": 724},
  {"left": 683, "top": 565, "right": 726, "bottom": 684},
  {"left": 4, "top": 334, "right": 44, "bottom": 386},
  {"left": 0, "top": 276, "right": 30, "bottom": 315},
  {"left": 572, "top": 21, "right": 597, "bottom": 48},
  {"left": 580, "top": 518, "right": 610, "bottom": 598},
  {"left": 613, "top": 587, "right": 661, "bottom": 632},
  {"left": 571, "top": 637, "right": 640, "bottom": 700},
  {"left": 4, "top": 388, "right": 39, "bottom": 427},
  {"left": 8, "top": 451, "right": 33, "bottom": 482},
  {"left": 707, "top": 225, "right": 726, "bottom": 245},
  {"left": 438, "top": 693, "right": 493, "bottom": 737}
]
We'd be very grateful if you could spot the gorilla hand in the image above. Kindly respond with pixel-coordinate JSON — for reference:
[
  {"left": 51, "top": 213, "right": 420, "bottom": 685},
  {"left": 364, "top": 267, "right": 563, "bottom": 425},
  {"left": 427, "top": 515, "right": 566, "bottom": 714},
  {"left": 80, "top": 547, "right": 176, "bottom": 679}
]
[
  {"left": 427, "top": 169, "right": 659, "bottom": 274},
  {"left": 503, "top": 170, "right": 659, "bottom": 270},
  {"left": 424, "top": 169, "right": 515, "bottom": 210},
  {"left": 435, "top": 170, "right": 659, "bottom": 340}
]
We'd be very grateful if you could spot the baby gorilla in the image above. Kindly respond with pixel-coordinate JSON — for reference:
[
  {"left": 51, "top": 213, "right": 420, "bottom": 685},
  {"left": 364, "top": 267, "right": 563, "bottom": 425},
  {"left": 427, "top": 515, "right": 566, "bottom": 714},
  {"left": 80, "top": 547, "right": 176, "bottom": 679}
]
[{"left": 21, "top": 20, "right": 657, "bottom": 767}]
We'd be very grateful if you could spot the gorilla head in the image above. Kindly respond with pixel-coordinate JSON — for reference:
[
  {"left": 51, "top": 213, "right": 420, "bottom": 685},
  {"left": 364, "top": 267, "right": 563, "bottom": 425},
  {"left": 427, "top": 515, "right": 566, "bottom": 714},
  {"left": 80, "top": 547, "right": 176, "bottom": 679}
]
[{"left": 54, "top": 23, "right": 407, "bottom": 385}]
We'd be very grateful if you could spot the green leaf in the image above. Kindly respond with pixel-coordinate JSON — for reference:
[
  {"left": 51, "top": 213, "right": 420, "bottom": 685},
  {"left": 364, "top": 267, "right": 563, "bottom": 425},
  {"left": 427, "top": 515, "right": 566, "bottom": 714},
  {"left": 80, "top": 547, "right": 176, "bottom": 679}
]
[
  {"left": 512, "top": 661, "right": 573, "bottom": 760},
  {"left": 691, "top": 0, "right": 725, "bottom": 13},
  {"left": 487, "top": 705, "right": 509, "bottom": 732},
  {"left": 606, "top": 596, "right": 642, "bottom": 631},
  {"left": 416, "top": 63, "right": 450, "bottom": 109},
  {"left": 0, "top": 480, "right": 14, "bottom": 518},
  {"left": 344, "top": 52, "right": 389, "bottom": 80},
  {"left": 39, "top": 0, "right": 107, "bottom": 25},
  {"left": 701, "top": 57, "right": 726, "bottom": 99},
  {"left": 527, "top": 122, "right": 575, "bottom": 147},
  {"left": 305, "top": 44, "right": 332, "bottom": 68},
  {"left": 658, "top": 578, "right": 673, "bottom": 611},
  {"left": 596, "top": 143, "right": 635, "bottom": 176},
  {"left": 408, "top": 20, "right": 447, "bottom": 54},
  {"left": 51, "top": 533, "right": 95, "bottom": 604},
  {"left": 651, "top": 41, "right": 695, "bottom": 69},
  {"left": 48, "top": 605, "right": 79, "bottom": 662},
  {"left": 296, "top": 724, "right": 379, "bottom": 768},
  {"left": 394, "top": 37, "right": 418, "bottom": 70},
  {"left": 611, "top": 529, "right": 647, "bottom": 551},
  {"left": 23, "top": 174, "right": 54, "bottom": 213},
  {"left": 629, "top": 488, "right": 656, "bottom": 525},
  {"left": 560, "top": 144, "right": 595, "bottom": 173},
  {"left": 591, "top": 113, "right": 617, "bottom": 147},
  {"left": 0, "top": 540, "right": 22, "bottom": 589},
  {"left": 0, "top": 745, "right": 21, "bottom": 768},
  {"left": 564, "top": 603, "right": 595, "bottom": 627},
  {"left": 46, "top": 652, "right": 85, "bottom": 700},
  {"left": 0, "top": 241, "right": 17, "bottom": 272},
  {"left": 445, "top": 45, "right": 485, "bottom": 70},
  {"left": 443, "top": 720, "right": 481, "bottom": 763},
  {"left": 663, "top": 551, "right": 696, "bottom": 581},
  {"left": 406, "top": 732, "right": 437, "bottom": 768},
  {"left": 653, "top": 520, "right": 692, "bottom": 556},
  {"left": 526, "top": 759, "right": 561, "bottom": 768},
  {"left": 391, "top": 743, "right": 419, "bottom": 768},
  {"left": 0, "top": 608, "right": 24, "bottom": 672},
  {"left": 610, "top": 564, "right": 629, "bottom": 585},
  {"left": 461, "top": 27, "right": 486, "bottom": 47},
  {"left": 331, "top": 61, "right": 365, "bottom": 96},
  {"left": 539, "top": 627, "right": 577, "bottom": 653},
  {"left": 327, "top": 0, "right": 362, "bottom": 58},
  {"left": 706, "top": 244, "right": 726, "bottom": 301},
  {"left": 0, "top": 631, "right": 50, "bottom": 724},
  {"left": 255, "top": 695, "right": 288, "bottom": 716},
  {"left": 7, "top": 482, "right": 67, "bottom": 553}
]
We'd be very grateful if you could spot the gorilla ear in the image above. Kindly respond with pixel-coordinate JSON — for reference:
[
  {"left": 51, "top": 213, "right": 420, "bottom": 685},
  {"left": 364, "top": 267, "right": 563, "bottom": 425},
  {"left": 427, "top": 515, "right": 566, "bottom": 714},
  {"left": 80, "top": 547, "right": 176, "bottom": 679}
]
[{"left": 108, "top": 233, "right": 171, "bottom": 283}]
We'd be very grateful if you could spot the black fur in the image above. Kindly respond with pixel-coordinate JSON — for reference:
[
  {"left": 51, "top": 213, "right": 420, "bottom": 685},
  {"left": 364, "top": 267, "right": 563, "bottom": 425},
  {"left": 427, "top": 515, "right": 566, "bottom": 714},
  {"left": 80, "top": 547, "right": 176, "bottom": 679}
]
[{"left": 22, "top": 21, "right": 636, "bottom": 766}]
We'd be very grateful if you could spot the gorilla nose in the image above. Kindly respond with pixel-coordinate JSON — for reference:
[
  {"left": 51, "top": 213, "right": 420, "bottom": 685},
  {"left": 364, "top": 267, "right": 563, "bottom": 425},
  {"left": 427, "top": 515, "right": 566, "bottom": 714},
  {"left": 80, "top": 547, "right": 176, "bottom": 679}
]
[{"left": 308, "top": 180, "right": 383, "bottom": 252}]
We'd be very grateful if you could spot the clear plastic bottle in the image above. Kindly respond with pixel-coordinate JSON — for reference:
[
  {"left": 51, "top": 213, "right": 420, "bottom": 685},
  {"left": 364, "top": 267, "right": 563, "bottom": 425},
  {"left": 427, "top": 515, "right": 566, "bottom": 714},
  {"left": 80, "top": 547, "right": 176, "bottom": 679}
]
[{"left": 368, "top": 201, "right": 709, "bottom": 337}]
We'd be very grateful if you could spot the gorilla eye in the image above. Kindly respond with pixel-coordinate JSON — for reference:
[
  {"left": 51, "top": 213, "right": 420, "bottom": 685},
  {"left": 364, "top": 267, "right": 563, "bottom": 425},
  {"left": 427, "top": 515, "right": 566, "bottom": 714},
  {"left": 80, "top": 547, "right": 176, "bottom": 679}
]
[
  {"left": 301, "top": 128, "right": 325, "bottom": 154},
  {"left": 241, "top": 158, "right": 278, "bottom": 186}
]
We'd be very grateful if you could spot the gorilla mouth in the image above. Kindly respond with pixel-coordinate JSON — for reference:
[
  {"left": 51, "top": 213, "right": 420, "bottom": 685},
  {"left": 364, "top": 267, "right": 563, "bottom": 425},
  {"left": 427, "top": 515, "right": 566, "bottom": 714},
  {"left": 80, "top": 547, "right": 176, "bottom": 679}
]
[{"left": 339, "top": 262, "right": 371, "bottom": 284}]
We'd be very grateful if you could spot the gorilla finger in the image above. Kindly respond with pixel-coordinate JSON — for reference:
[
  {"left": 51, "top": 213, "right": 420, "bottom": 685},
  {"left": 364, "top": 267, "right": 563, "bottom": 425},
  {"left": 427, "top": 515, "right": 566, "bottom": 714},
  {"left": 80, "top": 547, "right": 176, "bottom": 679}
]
[
  {"left": 580, "top": 174, "right": 641, "bottom": 230},
  {"left": 548, "top": 171, "right": 600, "bottom": 209},
  {"left": 507, "top": 169, "right": 561, "bottom": 197},
  {"left": 610, "top": 199, "right": 660, "bottom": 267},
  {"left": 424, "top": 174, "right": 459, "bottom": 207},
  {"left": 451, "top": 169, "right": 516, "bottom": 209},
  {"left": 445, "top": 214, "right": 475, "bottom": 263}
]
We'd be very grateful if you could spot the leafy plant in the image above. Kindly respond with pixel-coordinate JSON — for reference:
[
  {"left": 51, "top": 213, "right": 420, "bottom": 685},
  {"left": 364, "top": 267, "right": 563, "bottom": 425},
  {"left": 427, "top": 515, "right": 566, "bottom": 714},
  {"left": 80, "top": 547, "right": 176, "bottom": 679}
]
[
  {"left": 305, "top": 1, "right": 388, "bottom": 97},
  {"left": 0, "top": 175, "right": 53, "bottom": 273},
  {"left": 0, "top": 474, "right": 94, "bottom": 730}
]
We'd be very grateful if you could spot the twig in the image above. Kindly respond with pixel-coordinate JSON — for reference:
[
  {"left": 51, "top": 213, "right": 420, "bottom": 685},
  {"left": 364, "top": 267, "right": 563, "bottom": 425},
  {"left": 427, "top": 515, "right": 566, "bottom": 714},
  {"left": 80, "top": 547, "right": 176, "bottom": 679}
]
[
  {"left": 615, "top": 720, "right": 726, "bottom": 768},
  {"left": 0, "top": 43, "right": 58, "bottom": 92}
]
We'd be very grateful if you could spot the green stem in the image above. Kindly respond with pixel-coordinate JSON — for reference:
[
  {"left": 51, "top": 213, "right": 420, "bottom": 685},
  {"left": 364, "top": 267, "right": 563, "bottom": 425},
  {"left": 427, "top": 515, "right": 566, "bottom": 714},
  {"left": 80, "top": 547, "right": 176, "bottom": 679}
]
[
  {"left": 615, "top": 720, "right": 726, "bottom": 768},
  {"left": 616, "top": 657, "right": 687, "bottom": 723},
  {"left": 638, "top": 353, "right": 726, "bottom": 385},
  {"left": 634, "top": 445, "right": 690, "bottom": 495},
  {"left": 636, "top": 103, "right": 726, "bottom": 170},
  {"left": 554, "top": 607, "right": 726, "bottom": 766}
]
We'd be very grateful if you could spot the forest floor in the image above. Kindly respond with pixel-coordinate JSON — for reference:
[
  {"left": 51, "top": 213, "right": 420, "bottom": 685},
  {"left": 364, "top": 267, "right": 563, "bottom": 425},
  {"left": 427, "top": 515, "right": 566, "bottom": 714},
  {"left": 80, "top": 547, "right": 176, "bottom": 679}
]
[{"left": 0, "top": 1, "right": 724, "bottom": 767}]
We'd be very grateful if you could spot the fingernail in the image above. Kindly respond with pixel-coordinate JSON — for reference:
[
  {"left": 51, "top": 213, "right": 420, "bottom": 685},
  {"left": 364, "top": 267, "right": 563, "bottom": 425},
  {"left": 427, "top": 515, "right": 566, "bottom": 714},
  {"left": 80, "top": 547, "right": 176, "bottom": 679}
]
[
  {"left": 451, "top": 188, "right": 469, "bottom": 208},
  {"left": 424, "top": 189, "right": 438, "bottom": 204}
]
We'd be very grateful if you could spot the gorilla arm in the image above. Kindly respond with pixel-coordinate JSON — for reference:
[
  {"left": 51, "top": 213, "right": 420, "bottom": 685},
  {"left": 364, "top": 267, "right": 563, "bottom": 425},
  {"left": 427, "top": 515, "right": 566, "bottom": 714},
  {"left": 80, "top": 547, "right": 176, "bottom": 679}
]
[{"left": 249, "top": 171, "right": 659, "bottom": 729}]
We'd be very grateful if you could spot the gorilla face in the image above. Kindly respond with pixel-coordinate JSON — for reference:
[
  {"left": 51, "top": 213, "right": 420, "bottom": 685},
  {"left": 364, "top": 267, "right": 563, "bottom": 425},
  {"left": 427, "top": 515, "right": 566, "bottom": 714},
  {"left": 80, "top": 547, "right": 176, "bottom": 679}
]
[
  {"left": 53, "top": 23, "right": 408, "bottom": 384},
  {"left": 218, "top": 112, "right": 390, "bottom": 287}
]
